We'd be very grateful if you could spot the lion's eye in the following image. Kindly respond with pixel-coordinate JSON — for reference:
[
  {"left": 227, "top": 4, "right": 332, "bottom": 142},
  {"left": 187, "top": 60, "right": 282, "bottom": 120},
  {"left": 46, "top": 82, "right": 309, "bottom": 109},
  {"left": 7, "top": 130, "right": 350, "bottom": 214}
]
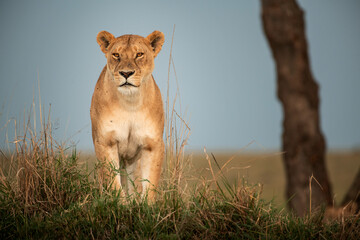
[
  {"left": 136, "top": 52, "right": 144, "bottom": 58},
  {"left": 112, "top": 53, "right": 120, "bottom": 59}
]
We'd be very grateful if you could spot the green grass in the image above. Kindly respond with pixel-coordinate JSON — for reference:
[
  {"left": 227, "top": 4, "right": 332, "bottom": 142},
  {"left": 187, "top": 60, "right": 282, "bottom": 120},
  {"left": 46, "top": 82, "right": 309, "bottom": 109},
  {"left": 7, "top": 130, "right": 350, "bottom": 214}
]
[
  {"left": 1, "top": 104, "right": 359, "bottom": 240},
  {"left": 1, "top": 141, "right": 359, "bottom": 239}
]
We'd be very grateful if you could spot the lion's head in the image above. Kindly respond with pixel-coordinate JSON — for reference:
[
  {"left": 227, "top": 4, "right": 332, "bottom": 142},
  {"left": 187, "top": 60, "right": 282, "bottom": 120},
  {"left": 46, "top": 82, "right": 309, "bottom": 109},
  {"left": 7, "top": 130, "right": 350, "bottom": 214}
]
[{"left": 96, "top": 30, "right": 164, "bottom": 95}]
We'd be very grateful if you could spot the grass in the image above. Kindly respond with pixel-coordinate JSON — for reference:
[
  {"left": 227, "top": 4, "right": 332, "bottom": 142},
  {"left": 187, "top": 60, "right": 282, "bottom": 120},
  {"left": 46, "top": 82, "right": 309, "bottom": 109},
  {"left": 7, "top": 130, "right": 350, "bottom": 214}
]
[
  {"left": 0, "top": 105, "right": 359, "bottom": 239},
  {"left": 1, "top": 141, "right": 359, "bottom": 239},
  {"left": 185, "top": 150, "right": 360, "bottom": 208},
  {"left": 78, "top": 150, "right": 360, "bottom": 210}
]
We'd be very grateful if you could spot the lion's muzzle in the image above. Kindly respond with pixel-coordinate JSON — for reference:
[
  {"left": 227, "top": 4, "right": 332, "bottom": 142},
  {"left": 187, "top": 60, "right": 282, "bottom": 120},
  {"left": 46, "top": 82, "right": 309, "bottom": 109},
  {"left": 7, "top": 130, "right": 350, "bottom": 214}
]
[{"left": 119, "top": 71, "right": 135, "bottom": 80}]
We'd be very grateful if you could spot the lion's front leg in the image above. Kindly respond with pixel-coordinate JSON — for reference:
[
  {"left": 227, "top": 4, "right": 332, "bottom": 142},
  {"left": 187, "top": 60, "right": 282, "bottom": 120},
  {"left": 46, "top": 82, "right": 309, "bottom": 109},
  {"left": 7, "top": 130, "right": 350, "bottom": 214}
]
[
  {"left": 94, "top": 142, "right": 122, "bottom": 191},
  {"left": 139, "top": 140, "right": 164, "bottom": 201},
  {"left": 124, "top": 158, "right": 139, "bottom": 197}
]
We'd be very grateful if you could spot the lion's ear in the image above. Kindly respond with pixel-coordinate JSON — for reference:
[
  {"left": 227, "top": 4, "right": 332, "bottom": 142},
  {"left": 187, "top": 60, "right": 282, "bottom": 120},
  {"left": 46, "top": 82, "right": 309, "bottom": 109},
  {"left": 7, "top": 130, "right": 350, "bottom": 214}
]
[
  {"left": 146, "top": 31, "right": 165, "bottom": 57},
  {"left": 97, "top": 31, "right": 115, "bottom": 54}
]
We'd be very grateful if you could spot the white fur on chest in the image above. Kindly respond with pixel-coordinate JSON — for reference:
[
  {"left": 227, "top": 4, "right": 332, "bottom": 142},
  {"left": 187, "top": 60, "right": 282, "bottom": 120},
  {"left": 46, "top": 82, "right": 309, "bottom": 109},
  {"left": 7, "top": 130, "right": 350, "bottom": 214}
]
[{"left": 101, "top": 110, "right": 155, "bottom": 159}]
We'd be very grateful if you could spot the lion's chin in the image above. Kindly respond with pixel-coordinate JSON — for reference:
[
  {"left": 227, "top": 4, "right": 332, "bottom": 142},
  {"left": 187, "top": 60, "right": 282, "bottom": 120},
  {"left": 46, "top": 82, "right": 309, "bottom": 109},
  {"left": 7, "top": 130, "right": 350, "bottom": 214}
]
[{"left": 117, "top": 85, "right": 139, "bottom": 95}]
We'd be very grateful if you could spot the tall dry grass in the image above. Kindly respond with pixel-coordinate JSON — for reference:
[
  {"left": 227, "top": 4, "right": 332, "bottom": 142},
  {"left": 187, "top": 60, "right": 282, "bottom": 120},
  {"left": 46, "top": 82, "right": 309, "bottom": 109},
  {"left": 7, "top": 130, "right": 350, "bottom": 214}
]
[{"left": 0, "top": 100, "right": 94, "bottom": 217}]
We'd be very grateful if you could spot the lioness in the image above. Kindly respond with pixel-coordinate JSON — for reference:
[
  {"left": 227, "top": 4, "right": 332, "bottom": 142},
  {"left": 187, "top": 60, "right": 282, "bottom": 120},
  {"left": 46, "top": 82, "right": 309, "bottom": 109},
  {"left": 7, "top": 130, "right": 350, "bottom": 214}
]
[{"left": 90, "top": 30, "right": 165, "bottom": 200}]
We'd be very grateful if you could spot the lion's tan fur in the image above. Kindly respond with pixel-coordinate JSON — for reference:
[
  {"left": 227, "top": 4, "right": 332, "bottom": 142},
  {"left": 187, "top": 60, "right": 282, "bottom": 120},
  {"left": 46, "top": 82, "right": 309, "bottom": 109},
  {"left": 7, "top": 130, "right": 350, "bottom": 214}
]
[{"left": 90, "top": 31, "right": 165, "bottom": 200}]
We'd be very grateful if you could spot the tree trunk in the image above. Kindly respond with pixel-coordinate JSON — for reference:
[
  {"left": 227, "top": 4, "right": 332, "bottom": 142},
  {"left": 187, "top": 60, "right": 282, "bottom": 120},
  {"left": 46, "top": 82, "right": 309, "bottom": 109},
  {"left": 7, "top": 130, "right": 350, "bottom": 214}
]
[
  {"left": 342, "top": 167, "right": 360, "bottom": 211},
  {"left": 261, "top": 0, "right": 333, "bottom": 216}
]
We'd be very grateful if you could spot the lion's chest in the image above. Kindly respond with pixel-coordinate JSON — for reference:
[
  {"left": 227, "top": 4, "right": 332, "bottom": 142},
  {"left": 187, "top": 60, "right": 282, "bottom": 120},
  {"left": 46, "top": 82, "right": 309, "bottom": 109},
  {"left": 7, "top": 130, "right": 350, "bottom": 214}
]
[{"left": 102, "top": 111, "right": 155, "bottom": 160}]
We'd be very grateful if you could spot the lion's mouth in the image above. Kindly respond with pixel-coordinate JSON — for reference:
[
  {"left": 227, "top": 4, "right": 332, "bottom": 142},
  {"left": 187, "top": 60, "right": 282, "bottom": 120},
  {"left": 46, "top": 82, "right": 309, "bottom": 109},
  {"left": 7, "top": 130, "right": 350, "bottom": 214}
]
[{"left": 119, "top": 82, "right": 138, "bottom": 87}]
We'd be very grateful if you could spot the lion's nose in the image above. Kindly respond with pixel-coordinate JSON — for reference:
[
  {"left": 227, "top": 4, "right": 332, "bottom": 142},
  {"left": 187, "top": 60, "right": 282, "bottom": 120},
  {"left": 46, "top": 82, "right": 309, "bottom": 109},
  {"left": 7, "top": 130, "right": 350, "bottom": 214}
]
[{"left": 119, "top": 71, "right": 135, "bottom": 79}]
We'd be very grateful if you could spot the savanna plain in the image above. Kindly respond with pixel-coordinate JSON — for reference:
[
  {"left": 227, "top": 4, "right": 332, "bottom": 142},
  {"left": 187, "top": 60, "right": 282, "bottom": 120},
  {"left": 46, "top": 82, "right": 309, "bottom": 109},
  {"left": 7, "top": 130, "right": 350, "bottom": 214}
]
[{"left": 81, "top": 149, "right": 360, "bottom": 211}]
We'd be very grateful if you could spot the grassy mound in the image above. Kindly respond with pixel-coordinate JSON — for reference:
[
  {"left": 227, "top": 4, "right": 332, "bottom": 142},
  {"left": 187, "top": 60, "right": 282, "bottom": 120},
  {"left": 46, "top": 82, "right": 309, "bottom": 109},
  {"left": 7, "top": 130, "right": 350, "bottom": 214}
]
[{"left": 0, "top": 131, "right": 359, "bottom": 239}]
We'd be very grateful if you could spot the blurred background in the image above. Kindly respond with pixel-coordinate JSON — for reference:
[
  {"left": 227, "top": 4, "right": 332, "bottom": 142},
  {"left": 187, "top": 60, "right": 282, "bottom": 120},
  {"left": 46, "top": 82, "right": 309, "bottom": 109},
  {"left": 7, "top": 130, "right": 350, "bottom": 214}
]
[{"left": 1, "top": 0, "right": 359, "bottom": 206}]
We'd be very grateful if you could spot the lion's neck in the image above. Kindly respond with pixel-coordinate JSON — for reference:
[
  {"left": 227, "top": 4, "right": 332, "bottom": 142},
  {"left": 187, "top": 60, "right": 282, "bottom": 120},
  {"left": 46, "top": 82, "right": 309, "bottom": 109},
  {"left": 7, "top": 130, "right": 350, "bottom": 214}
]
[{"left": 118, "top": 91, "right": 143, "bottom": 109}]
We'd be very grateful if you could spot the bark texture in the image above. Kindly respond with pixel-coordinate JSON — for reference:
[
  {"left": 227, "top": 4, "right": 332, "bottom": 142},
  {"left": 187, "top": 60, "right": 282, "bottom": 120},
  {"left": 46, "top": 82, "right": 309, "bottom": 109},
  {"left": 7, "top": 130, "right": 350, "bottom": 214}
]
[
  {"left": 342, "top": 167, "right": 360, "bottom": 211},
  {"left": 261, "top": 0, "right": 332, "bottom": 216}
]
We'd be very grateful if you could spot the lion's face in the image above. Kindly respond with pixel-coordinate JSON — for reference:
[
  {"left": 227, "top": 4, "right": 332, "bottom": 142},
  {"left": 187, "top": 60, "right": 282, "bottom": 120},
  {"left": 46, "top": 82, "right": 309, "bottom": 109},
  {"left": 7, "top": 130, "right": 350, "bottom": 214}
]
[{"left": 97, "top": 31, "right": 164, "bottom": 95}]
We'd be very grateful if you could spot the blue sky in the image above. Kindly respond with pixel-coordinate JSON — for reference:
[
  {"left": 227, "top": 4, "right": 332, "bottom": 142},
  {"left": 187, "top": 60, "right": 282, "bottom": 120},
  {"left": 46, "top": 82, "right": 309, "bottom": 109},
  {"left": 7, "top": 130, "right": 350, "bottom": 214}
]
[{"left": 0, "top": 0, "right": 359, "bottom": 151}]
